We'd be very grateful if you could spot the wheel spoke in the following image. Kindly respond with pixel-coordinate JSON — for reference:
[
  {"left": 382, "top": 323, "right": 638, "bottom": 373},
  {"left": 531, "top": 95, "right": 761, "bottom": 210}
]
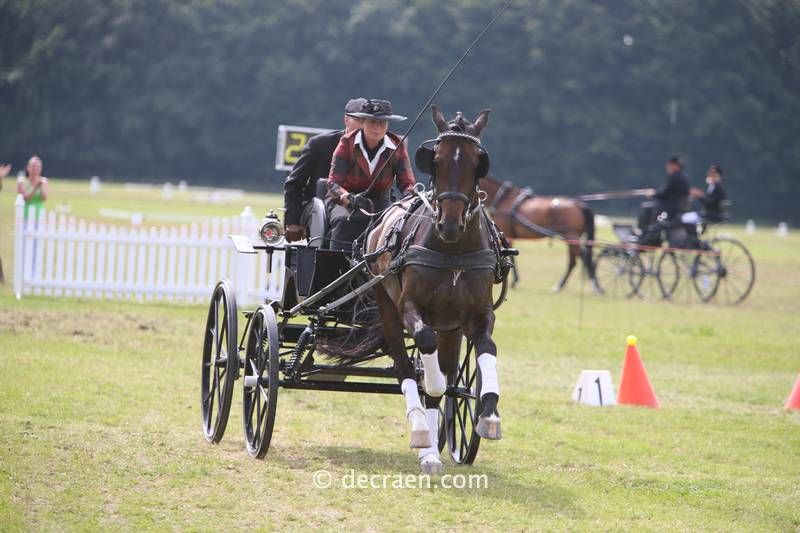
[
  {"left": 465, "top": 393, "right": 476, "bottom": 422},
  {"left": 215, "top": 371, "right": 224, "bottom": 408},
  {"left": 454, "top": 399, "right": 467, "bottom": 442}
]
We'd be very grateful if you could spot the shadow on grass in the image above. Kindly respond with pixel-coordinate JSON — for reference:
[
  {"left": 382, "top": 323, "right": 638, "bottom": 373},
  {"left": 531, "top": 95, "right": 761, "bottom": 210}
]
[{"left": 297, "top": 444, "right": 584, "bottom": 518}]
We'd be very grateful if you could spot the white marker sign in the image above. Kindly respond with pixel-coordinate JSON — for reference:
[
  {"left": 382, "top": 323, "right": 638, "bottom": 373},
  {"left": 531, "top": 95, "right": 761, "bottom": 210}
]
[{"left": 572, "top": 370, "right": 616, "bottom": 407}]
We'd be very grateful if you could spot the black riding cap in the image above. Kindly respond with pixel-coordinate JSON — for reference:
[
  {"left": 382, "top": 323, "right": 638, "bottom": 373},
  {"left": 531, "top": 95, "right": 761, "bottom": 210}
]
[
  {"left": 344, "top": 98, "right": 368, "bottom": 114},
  {"left": 345, "top": 99, "right": 407, "bottom": 122}
]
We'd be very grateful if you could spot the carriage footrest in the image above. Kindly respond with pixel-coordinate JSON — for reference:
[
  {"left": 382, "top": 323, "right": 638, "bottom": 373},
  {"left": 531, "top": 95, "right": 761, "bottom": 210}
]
[{"left": 281, "top": 380, "right": 403, "bottom": 395}]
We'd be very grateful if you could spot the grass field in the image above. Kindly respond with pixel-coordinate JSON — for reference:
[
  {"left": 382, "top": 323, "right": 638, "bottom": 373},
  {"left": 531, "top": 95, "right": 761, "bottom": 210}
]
[{"left": 1, "top": 180, "right": 799, "bottom": 531}]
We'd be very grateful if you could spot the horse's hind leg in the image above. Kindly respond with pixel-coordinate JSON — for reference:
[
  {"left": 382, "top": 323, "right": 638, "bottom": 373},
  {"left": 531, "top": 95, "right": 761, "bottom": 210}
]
[
  {"left": 465, "top": 311, "right": 501, "bottom": 440},
  {"left": 553, "top": 243, "right": 579, "bottom": 292},
  {"left": 510, "top": 255, "right": 520, "bottom": 288},
  {"left": 372, "top": 285, "right": 431, "bottom": 449}
]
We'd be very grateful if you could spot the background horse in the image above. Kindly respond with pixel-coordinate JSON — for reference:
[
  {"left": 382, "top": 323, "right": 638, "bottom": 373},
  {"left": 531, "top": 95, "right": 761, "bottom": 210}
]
[
  {"left": 357, "top": 106, "right": 502, "bottom": 475},
  {"left": 480, "top": 177, "right": 598, "bottom": 292}
]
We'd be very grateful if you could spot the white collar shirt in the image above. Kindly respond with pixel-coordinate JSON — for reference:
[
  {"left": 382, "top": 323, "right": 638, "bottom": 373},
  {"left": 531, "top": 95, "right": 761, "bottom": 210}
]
[{"left": 355, "top": 130, "right": 397, "bottom": 175}]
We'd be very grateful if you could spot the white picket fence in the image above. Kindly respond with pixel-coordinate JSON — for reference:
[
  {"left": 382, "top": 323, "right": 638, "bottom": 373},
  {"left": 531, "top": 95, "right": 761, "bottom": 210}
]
[{"left": 12, "top": 194, "right": 284, "bottom": 306}]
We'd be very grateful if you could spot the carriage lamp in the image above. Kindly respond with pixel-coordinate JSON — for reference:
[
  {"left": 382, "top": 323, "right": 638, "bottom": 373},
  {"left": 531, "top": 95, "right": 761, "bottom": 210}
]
[{"left": 260, "top": 211, "right": 284, "bottom": 245}]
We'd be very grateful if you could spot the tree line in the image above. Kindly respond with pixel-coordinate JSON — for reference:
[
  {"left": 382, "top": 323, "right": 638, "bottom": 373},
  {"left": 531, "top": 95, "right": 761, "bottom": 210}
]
[{"left": 1, "top": 0, "right": 798, "bottom": 221}]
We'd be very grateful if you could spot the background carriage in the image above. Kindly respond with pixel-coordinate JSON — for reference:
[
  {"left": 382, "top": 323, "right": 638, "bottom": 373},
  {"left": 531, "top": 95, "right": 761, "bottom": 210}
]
[{"left": 593, "top": 205, "right": 756, "bottom": 304}]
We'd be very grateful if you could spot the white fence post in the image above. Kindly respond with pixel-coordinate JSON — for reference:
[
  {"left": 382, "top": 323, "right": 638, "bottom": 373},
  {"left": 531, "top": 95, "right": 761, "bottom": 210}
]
[
  {"left": 13, "top": 194, "right": 24, "bottom": 299},
  {"left": 10, "top": 201, "right": 285, "bottom": 307}
]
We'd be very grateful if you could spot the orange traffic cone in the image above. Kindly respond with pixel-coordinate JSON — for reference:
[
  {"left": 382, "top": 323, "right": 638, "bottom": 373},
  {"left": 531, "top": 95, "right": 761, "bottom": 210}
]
[
  {"left": 785, "top": 374, "right": 800, "bottom": 411},
  {"left": 617, "top": 335, "right": 660, "bottom": 408}
]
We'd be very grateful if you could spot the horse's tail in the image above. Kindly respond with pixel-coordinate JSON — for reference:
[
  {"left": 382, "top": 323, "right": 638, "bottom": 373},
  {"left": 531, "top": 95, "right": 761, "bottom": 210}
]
[
  {"left": 579, "top": 202, "right": 596, "bottom": 279},
  {"left": 315, "top": 291, "right": 386, "bottom": 364}
]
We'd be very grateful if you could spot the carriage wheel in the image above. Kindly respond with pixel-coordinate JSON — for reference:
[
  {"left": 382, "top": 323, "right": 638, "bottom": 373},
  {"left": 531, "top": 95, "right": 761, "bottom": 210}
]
[
  {"left": 690, "top": 252, "right": 721, "bottom": 302},
  {"left": 243, "top": 305, "right": 280, "bottom": 458},
  {"left": 708, "top": 237, "right": 755, "bottom": 305},
  {"left": 656, "top": 251, "right": 681, "bottom": 299},
  {"left": 629, "top": 251, "right": 663, "bottom": 300},
  {"left": 444, "top": 337, "right": 481, "bottom": 465},
  {"left": 594, "top": 248, "right": 637, "bottom": 298},
  {"left": 201, "top": 279, "right": 239, "bottom": 443},
  {"left": 437, "top": 405, "right": 446, "bottom": 453}
]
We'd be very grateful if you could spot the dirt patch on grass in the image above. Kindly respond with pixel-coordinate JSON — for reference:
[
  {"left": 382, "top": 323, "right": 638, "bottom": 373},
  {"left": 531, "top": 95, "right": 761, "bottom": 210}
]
[{"left": 0, "top": 308, "right": 160, "bottom": 342}]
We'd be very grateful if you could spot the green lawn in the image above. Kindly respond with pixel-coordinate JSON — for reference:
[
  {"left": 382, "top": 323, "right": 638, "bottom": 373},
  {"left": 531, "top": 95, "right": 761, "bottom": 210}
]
[{"left": 0, "top": 179, "right": 798, "bottom": 531}]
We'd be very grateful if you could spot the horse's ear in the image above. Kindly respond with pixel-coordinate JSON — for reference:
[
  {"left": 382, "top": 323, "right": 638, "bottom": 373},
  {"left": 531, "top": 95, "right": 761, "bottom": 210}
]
[
  {"left": 472, "top": 109, "right": 491, "bottom": 136},
  {"left": 431, "top": 105, "right": 448, "bottom": 132}
]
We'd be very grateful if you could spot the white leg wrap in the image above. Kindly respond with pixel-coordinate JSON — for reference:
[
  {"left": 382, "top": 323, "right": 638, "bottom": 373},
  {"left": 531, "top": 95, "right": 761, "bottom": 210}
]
[
  {"left": 401, "top": 378, "right": 423, "bottom": 415},
  {"left": 417, "top": 408, "right": 440, "bottom": 459},
  {"left": 420, "top": 351, "right": 447, "bottom": 397},
  {"left": 477, "top": 353, "right": 499, "bottom": 397}
]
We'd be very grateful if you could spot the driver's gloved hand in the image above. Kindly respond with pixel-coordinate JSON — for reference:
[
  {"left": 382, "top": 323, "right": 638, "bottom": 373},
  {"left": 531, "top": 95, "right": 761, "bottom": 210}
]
[
  {"left": 349, "top": 194, "right": 373, "bottom": 212},
  {"left": 284, "top": 224, "right": 307, "bottom": 242}
]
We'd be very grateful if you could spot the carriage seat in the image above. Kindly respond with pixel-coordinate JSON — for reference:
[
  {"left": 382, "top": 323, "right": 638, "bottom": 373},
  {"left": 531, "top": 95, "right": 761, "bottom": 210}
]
[{"left": 612, "top": 223, "right": 636, "bottom": 242}]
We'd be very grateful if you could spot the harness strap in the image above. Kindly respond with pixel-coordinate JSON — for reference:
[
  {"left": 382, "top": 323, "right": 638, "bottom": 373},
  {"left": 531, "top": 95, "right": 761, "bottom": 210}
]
[
  {"left": 508, "top": 187, "right": 534, "bottom": 239},
  {"left": 403, "top": 245, "right": 497, "bottom": 271},
  {"left": 488, "top": 181, "right": 513, "bottom": 214}
]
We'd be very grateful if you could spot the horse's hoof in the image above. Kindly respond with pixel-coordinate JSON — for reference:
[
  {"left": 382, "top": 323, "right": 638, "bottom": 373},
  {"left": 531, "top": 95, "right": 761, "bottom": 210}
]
[
  {"left": 476, "top": 414, "right": 502, "bottom": 440},
  {"left": 551, "top": 284, "right": 563, "bottom": 293},
  {"left": 419, "top": 453, "right": 443, "bottom": 475},
  {"left": 408, "top": 408, "right": 432, "bottom": 448}
]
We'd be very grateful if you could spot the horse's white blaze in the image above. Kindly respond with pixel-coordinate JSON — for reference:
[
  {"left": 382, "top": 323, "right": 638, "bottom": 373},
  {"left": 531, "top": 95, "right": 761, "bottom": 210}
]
[
  {"left": 421, "top": 350, "right": 447, "bottom": 397},
  {"left": 477, "top": 353, "right": 499, "bottom": 397},
  {"left": 453, "top": 146, "right": 461, "bottom": 165}
]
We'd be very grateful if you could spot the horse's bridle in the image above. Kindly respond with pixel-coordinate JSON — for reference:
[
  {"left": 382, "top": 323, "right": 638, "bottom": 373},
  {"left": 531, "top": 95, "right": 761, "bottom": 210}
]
[{"left": 415, "top": 131, "right": 490, "bottom": 222}]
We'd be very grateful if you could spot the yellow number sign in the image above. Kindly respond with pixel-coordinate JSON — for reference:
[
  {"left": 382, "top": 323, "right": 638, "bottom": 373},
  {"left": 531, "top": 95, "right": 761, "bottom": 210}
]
[{"left": 275, "top": 125, "right": 334, "bottom": 171}]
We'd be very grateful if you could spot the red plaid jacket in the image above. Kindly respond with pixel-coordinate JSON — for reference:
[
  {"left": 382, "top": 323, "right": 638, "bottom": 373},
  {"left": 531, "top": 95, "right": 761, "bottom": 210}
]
[{"left": 327, "top": 129, "right": 416, "bottom": 204}]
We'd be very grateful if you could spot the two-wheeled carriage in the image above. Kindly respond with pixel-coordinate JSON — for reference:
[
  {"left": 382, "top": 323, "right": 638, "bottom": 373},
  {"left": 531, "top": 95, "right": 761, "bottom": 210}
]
[
  {"left": 200, "top": 216, "right": 517, "bottom": 465},
  {"left": 593, "top": 214, "right": 755, "bottom": 304}
]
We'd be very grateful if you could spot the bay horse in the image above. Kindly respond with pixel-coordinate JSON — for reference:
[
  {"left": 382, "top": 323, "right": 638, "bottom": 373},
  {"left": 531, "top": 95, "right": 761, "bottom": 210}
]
[
  {"left": 363, "top": 107, "right": 502, "bottom": 474},
  {"left": 480, "top": 176, "right": 599, "bottom": 292}
]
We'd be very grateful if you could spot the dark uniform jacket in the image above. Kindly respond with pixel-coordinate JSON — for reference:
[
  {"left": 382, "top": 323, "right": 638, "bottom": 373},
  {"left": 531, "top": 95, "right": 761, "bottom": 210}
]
[
  {"left": 327, "top": 129, "right": 416, "bottom": 207},
  {"left": 699, "top": 183, "right": 726, "bottom": 222},
  {"left": 654, "top": 170, "right": 690, "bottom": 220},
  {"left": 283, "top": 129, "right": 343, "bottom": 226}
]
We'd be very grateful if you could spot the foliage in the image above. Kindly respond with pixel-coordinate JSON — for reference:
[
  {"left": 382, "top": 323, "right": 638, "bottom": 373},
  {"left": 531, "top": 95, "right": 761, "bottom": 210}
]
[{"left": 1, "top": 0, "right": 798, "bottom": 221}]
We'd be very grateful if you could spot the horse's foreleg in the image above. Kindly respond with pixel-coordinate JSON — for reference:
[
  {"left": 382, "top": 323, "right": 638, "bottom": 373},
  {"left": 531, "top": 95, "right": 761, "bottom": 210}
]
[
  {"left": 417, "top": 394, "right": 443, "bottom": 474},
  {"left": 372, "top": 285, "right": 430, "bottom": 449},
  {"left": 553, "top": 244, "right": 579, "bottom": 292},
  {"left": 466, "top": 311, "right": 501, "bottom": 440},
  {"left": 402, "top": 300, "right": 446, "bottom": 399},
  {"left": 416, "top": 328, "right": 461, "bottom": 474}
]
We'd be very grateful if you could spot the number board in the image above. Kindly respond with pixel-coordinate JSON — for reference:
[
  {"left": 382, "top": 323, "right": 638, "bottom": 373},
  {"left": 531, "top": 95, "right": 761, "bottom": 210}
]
[{"left": 275, "top": 125, "right": 334, "bottom": 172}]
